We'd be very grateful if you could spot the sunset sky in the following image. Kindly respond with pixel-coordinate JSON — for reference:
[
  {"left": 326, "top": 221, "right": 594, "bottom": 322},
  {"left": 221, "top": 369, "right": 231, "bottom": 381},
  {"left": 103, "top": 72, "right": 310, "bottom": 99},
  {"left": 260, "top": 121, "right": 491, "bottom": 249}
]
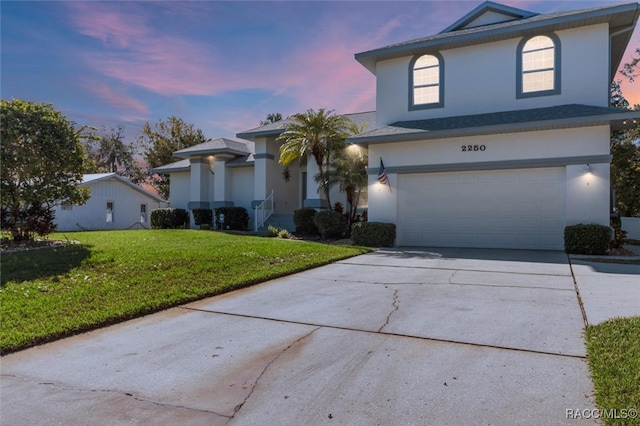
[{"left": 2, "top": 1, "right": 639, "bottom": 143}]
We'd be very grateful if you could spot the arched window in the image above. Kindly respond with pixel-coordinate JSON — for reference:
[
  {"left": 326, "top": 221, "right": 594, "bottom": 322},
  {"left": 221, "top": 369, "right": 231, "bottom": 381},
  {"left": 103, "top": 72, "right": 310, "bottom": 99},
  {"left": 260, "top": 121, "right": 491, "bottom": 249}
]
[
  {"left": 410, "top": 53, "right": 444, "bottom": 109},
  {"left": 517, "top": 34, "right": 560, "bottom": 98}
]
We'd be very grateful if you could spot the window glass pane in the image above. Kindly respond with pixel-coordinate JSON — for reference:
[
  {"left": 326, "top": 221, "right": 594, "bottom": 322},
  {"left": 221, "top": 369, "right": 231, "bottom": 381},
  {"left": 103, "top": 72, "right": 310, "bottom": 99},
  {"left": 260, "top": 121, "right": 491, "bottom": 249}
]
[
  {"left": 523, "top": 49, "right": 554, "bottom": 72},
  {"left": 414, "top": 55, "right": 439, "bottom": 68},
  {"left": 414, "top": 86, "right": 439, "bottom": 104},
  {"left": 414, "top": 67, "right": 439, "bottom": 85},
  {"left": 523, "top": 70, "right": 554, "bottom": 92},
  {"left": 106, "top": 202, "right": 113, "bottom": 223},
  {"left": 523, "top": 36, "right": 553, "bottom": 52}
]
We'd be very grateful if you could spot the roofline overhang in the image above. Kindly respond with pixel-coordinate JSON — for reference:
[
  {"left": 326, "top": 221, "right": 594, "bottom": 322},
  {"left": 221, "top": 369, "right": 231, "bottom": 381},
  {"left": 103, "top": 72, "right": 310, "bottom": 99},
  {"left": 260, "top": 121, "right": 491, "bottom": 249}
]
[
  {"left": 172, "top": 148, "right": 249, "bottom": 159},
  {"left": 355, "top": 3, "right": 640, "bottom": 75},
  {"left": 235, "top": 129, "right": 284, "bottom": 140},
  {"left": 347, "top": 111, "right": 640, "bottom": 145},
  {"left": 153, "top": 165, "right": 191, "bottom": 174}
]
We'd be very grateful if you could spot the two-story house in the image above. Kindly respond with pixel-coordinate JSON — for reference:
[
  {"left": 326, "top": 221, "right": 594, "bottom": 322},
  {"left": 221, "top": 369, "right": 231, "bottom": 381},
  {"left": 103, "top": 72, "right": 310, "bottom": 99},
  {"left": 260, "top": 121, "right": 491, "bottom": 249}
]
[{"left": 155, "top": 1, "right": 640, "bottom": 250}]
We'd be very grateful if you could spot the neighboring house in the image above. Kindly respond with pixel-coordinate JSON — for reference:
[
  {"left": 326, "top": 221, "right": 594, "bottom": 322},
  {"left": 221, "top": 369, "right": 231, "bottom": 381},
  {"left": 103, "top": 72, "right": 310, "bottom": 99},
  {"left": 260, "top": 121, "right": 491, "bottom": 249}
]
[
  {"left": 54, "top": 173, "right": 166, "bottom": 232},
  {"left": 155, "top": 1, "right": 640, "bottom": 250}
]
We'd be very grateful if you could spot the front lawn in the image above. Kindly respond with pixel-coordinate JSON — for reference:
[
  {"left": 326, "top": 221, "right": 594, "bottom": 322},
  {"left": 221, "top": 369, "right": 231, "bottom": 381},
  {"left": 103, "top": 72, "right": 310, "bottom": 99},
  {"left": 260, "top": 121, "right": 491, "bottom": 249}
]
[
  {"left": 0, "top": 230, "right": 369, "bottom": 354},
  {"left": 585, "top": 316, "right": 640, "bottom": 426}
]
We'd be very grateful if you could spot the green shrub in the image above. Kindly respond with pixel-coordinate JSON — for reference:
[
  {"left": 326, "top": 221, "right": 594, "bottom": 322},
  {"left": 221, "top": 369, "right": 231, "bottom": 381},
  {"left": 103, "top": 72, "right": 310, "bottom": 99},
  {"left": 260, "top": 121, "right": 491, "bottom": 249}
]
[
  {"left": 564, "top": 224, "right": 611, "bottom": 255},
  {"left": 214, "top": 207, "right": 249, "bottom": 231},
  {"left": 293, "top": 208, "right": 318, "bottom": 234},
  {"left": 351, "top": 222, "right": 396, "bottom": 247},
  {"left": 192, "top": 208, "right": 213, "bottom": 226},
  {"left": 150, "top": 208, "right": 189, "bottom": 229},
  {"left": 314, "top": 210, "right": 348, "bottom": 239}
]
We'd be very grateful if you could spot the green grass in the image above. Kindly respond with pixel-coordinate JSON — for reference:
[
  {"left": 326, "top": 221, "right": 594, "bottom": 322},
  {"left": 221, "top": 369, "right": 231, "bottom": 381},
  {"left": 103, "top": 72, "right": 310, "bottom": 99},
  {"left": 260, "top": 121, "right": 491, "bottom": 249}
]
[
  {"left": 0, "top": 230, "right": 370, "bottom": 354},
  {"left": 585, "top": 316, "right": 640, "bottom": 426}
]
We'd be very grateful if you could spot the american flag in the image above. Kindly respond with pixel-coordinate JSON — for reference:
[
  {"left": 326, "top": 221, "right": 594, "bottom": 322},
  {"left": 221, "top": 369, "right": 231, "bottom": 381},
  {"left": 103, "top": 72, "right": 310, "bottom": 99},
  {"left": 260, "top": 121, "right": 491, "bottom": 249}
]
[{"left": 377, "top": 158, "right": 389, "bottom": 185}]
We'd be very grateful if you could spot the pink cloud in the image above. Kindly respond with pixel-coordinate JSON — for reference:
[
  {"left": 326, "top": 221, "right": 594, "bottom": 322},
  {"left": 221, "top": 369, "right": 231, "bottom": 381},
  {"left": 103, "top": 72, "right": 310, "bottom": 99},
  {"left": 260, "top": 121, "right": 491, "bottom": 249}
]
[
  {"left": 85, "top": 82, "right": 149, "bottom": 122},
  {"left": 67, "top": 2, "right": 248, "bottom": 97},
  {"left": 66, "top": 2, "right": 148, "bottom": 49}
]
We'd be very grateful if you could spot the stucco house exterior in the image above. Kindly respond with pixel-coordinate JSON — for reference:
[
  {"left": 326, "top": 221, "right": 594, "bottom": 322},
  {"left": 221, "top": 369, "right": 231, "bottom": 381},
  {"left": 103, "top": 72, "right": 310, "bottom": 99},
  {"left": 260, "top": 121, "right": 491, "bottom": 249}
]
[
  {"left": 54, "top": 173, "right": 166, "bottom": 232},
  {"left": 155, "top": 1, "right": 640, "bottom": 250}
]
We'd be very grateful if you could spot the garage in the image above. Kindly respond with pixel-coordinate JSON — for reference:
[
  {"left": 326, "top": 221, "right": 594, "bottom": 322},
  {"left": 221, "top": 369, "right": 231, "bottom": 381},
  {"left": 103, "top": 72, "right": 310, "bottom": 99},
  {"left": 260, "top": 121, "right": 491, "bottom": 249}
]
[{"left": 397, "top": 167, "right": 566, "bottom": 250}]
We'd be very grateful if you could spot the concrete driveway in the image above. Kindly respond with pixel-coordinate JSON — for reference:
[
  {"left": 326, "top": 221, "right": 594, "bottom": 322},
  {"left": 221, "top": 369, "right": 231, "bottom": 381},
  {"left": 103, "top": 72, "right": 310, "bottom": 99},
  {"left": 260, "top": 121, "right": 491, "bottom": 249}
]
[{"left": 2, "top": 248, "right": 638, "bottom": 425}]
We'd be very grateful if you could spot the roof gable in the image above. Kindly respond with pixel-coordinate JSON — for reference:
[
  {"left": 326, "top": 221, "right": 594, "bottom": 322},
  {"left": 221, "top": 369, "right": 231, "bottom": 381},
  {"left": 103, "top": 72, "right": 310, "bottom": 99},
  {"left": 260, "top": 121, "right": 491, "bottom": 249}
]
[
  {"left": 355, "top": 2, "right": 640, "bottom": 78},
  {"left": 172, "top": 137, "right": 253, "bottom": 158},
  {"left": 440, "top": 1, "right": 537, "bottom": 33},
  {"left": 81, "top": 173, "right": 165, "bottom": 202}
]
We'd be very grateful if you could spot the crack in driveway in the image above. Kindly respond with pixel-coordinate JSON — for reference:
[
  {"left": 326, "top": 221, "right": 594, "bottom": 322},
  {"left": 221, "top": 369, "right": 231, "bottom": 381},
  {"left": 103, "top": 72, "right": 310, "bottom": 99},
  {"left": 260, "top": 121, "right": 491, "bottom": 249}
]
[
  {"left": 377, "top": 288, "right": 399, "bottom": 333},
  {"left": 1, "top": 374, "right": 232, "bottom": 419},
  {"left": 226, "top": 327, "right": 320, "bottom": 424}
]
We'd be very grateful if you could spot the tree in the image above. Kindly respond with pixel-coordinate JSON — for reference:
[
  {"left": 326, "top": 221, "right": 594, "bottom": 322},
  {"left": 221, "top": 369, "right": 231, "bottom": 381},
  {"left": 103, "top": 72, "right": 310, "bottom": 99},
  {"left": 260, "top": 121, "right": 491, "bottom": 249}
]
[
  {"left": 620, "top": 46, "right": 639, "bottom": 82},
  {"left": 1, "top": 99, "right": 90, "bottom": 240},
  {"left": 260, "top": 112, "right": 282, "bottom": 126},
  {"left": 324, "top": 144, "right": 368, "bottom": 225},
  {"left": 610, "top": 80, "right": 629, "bottom": 109},
  {"left": 139, "top": 116, "right": 207, "bottom": 199},
  {"left": 610, "top": 77, "right": 640, "bottom": 216},
  {"left": 83, "top": 125, "right": 144, "bottom": 183},
  {"left": 277, "top": 109, "right": 354, "bottom": 209}
]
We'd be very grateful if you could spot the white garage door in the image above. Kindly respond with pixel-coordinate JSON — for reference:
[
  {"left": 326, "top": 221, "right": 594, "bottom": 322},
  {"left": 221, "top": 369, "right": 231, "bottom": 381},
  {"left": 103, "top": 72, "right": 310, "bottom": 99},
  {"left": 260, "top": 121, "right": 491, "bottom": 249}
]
[{"left": 397, "top": 168, "right": 566, "bottom": 250}]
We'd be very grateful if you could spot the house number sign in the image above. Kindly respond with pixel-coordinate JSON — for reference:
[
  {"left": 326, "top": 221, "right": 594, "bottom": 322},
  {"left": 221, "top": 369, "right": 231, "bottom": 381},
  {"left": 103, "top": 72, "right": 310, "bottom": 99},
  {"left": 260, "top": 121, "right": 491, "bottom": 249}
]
[{"left": 461, "top": 144, "right": 486, "bottom": 152}]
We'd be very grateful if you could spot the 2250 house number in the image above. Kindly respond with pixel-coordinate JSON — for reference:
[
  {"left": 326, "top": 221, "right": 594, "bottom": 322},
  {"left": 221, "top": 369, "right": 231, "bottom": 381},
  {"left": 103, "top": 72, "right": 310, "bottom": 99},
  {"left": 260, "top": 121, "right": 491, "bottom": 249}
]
[{"left": 461, "top": 144, "right": 486, "bottom": 152}]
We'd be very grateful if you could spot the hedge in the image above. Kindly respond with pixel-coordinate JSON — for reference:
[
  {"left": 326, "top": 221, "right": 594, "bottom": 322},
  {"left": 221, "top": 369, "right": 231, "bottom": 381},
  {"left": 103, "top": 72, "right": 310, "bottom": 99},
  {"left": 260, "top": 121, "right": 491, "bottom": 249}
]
[
  {"left": 313, "top": 210, "right": 348, "bottom": 239},
  {"left": 192, "top": 208, "right": 213, "bottom": 226},
  {"left": 564, "top": 224, "right": 611, "bottom": 255},
  {"left": 150, "top": 208, "right": 190, "bottom": 229},
  {"left": 293, "top": 208, "right": 318, "bottom": 235},
  {"left": 214, "top": 207, "right": 249, "bottom": 231},
  {"left": 351, "top": 222, "right": 396, "bottom": 247}
]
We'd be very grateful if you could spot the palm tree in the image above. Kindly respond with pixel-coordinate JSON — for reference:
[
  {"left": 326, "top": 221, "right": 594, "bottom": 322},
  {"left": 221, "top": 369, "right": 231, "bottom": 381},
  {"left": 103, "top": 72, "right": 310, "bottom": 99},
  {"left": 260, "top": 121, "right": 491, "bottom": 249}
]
[
  {"left": 324, "top": 144, "right": 368, "bottom": 224},
  {"left": 277, "top": 109, "right": 353, "bottom": 209}
]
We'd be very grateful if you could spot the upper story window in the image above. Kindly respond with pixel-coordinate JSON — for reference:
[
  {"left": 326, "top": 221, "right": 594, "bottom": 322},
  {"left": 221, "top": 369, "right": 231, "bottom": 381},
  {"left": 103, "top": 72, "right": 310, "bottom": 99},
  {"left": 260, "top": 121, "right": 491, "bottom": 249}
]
[
  {"left": 410, "top": 53, "right": 444, "bottom": 110},
  {"left": 517, "top": 34, "right": 561, "bottom": 98}
]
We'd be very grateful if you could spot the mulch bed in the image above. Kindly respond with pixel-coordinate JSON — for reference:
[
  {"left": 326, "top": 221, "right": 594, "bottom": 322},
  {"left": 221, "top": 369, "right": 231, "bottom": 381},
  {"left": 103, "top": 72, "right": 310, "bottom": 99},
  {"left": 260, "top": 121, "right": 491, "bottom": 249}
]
[{"left": 0, "top": 238, "right": 74, "bottom": 253}]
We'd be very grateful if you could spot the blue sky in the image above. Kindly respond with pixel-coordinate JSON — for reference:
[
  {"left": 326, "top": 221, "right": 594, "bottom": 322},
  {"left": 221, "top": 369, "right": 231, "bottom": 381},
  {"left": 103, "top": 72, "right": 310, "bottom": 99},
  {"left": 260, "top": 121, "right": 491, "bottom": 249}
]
[{"left": 2, "top": 1, "right": 638, "bottom": 143}]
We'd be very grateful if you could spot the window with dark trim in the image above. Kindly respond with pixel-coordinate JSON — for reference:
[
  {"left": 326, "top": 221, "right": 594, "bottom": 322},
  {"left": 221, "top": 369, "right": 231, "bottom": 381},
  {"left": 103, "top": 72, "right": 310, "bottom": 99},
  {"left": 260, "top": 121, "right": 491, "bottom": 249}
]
[
  {"left": 517, "top": 34, "right": 561, "bottom": 98},
  {"left": 409, "top": 53, "right": 444, "bottom": 110}
]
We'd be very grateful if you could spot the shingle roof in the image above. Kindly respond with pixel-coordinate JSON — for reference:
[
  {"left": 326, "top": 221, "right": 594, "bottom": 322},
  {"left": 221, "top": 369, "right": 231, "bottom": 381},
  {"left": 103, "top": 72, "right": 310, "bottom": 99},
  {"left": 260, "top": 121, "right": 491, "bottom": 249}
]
[
  {"left": 236, "top": 111, "right": 378, "bottom": 139},
  {"left": 348, "top": 104, "right": 640, "bottom": 144},
  {"left": 152, "top": 159, "right": 191, "bottom": 173},
  {"left": 355, "top": 2, "right": 639, "bottom": 78},
  {"left": 81, "top": 173, "right": 165, "bottom": 202},
  {"left": 173, "top": 137, "right": 253, "bottom": 158}
]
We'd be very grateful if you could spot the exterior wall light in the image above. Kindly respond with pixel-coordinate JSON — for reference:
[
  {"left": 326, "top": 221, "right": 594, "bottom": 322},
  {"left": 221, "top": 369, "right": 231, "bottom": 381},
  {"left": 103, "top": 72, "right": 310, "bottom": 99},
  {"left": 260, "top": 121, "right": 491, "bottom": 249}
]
[{"left": 584, "top": 164, "right": 593, "bottom": 174}]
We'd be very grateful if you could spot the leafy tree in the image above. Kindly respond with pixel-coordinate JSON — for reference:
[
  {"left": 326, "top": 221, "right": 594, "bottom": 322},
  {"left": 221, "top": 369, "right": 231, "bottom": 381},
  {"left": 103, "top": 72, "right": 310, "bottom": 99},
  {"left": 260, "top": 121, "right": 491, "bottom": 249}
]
[
  {"left": 620, "top": 46, "right": 639, "bottom": 82},
  {"left": 260, "top": 112, "right": 282, "bottom": 126},
  {"left": 84, "top": 125, "right": 144, "bottom": 183},
  {"left": 324, "top": 144, "right": 368, "bottom": 224},
  {"left": 1, "top": 99, "right": 90, "bottom": 240},
  {"left": 610, "top": 78, "right": 640, "bottom": 216},
  {"left": 139, "top": 116, "right": 207, "bottom": 199},
  {"left": 610, "top": 80, "right": 629, "bottom": 109},
  {"left": 278, "top": 109, "right": 354, "bottom": 209}
]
